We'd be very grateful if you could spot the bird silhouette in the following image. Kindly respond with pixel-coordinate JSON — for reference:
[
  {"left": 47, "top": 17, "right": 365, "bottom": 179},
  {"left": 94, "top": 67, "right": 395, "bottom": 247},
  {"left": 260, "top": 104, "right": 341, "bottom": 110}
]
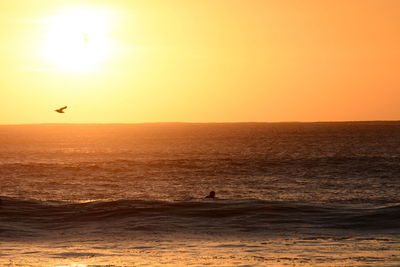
[{"left": 55, "top": 106, "right": 67, "bottom": 113}]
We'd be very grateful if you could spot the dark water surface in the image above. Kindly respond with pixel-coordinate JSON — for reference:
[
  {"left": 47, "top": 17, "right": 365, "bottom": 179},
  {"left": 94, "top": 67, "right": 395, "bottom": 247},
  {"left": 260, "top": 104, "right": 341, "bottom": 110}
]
[{"left": 1, "top": 122, "right": 399, "bottom": 266}]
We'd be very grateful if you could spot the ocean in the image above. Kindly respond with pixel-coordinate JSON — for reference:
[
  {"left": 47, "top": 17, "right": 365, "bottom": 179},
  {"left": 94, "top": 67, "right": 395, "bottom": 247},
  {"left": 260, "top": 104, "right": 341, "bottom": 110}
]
[{"left": 1, "top": 122, "right": 399, "bottom": 266}]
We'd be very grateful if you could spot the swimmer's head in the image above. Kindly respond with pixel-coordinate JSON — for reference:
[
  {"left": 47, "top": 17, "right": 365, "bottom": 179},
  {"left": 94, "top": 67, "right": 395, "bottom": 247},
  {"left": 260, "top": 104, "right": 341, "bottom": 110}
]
[{"left": 207, "top": 191, "right": 216, "bottom": 198}]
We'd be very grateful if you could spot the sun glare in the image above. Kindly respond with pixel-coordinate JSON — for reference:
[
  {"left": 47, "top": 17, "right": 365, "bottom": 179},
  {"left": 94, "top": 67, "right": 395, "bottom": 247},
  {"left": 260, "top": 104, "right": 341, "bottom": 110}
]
[{"left": 42, "top": 6, "right": 115, "bottom": 73}]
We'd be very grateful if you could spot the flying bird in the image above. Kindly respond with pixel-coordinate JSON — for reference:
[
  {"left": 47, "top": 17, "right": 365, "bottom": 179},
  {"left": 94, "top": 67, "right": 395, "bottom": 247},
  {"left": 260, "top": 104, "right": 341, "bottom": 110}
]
[{"left": 55, "top": 106, "right": 67, "bottom": 113}]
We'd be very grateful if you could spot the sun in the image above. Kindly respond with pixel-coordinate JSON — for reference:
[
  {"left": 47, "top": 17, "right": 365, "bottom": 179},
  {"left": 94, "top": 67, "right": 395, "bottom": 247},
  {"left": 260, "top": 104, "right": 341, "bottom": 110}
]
[{"left": 42, "top": 6, "right": 115, "bottom": 73}]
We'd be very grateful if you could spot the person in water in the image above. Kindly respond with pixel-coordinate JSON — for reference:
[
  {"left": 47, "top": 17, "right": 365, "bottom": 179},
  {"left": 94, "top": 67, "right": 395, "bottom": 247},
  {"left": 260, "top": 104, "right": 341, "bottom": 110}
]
[{"left": 206, "top": 191, "right": 216, "bottom": 198}]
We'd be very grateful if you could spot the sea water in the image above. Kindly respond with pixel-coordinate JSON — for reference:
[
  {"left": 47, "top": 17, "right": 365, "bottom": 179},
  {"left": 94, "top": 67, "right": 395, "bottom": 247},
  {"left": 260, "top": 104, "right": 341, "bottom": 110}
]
[{"left": 1, "top": 122, "right": 399, "bottom": 266}]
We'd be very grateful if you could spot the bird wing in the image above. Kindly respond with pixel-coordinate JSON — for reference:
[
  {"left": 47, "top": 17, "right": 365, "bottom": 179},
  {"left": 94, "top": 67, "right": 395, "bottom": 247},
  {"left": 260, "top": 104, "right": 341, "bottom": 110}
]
[{"left": 60, "top": 106, "right": 67, "bottom": 111}]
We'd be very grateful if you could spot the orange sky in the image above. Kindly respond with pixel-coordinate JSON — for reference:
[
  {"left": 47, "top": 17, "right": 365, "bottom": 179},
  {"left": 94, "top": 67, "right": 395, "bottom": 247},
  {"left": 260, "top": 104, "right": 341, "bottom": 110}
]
[{"left": 0, "top": 0, "right": 399, "bottom": 124}]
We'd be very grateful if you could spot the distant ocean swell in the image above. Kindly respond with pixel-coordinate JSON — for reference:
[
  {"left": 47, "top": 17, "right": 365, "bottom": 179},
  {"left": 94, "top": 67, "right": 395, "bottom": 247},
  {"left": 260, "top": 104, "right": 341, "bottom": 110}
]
[
  {"left": 1, "top": 197, "right": 399, "bottom": 239},
  {"left": 1, "top": 155, "right": 399, "bottom": 176}
]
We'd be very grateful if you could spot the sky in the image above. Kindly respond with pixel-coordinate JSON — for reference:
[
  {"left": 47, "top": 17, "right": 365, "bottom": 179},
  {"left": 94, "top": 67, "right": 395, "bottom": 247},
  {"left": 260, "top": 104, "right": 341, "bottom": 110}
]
[{"left": 0, "top": 0, "right": 399, "bottom": 124}]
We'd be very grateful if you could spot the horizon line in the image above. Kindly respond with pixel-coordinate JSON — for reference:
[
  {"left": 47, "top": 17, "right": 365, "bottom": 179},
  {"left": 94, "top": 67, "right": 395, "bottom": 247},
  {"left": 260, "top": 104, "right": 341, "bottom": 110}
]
[{"left": 1, "top": 119, "right": 399, "bottom": 126}]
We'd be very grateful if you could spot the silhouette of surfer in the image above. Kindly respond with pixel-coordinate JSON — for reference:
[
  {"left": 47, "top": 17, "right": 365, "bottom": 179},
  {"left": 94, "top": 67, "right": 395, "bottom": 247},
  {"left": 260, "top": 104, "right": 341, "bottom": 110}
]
[
  {"left": 205, "top": 191, "right": 216, "bottom": 198},
  {"left": 55, "top": 106, "right": 67, "bottom": 113}
]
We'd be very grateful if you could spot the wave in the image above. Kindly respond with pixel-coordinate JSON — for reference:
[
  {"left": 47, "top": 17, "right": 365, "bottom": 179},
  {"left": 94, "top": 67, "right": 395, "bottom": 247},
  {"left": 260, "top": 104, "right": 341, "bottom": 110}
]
[
  {"left": 1, "top": 197, "right": 399, "bottom": 239},
  {"left": 1, "top": 155, "right": 399, "bottom": 177}
]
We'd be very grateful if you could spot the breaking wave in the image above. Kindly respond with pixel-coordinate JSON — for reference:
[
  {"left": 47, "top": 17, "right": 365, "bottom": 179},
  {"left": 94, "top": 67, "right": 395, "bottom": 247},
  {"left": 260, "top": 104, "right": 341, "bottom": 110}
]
[{"left": 1, "top": 197, "right": 399, "bottom": 239}]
